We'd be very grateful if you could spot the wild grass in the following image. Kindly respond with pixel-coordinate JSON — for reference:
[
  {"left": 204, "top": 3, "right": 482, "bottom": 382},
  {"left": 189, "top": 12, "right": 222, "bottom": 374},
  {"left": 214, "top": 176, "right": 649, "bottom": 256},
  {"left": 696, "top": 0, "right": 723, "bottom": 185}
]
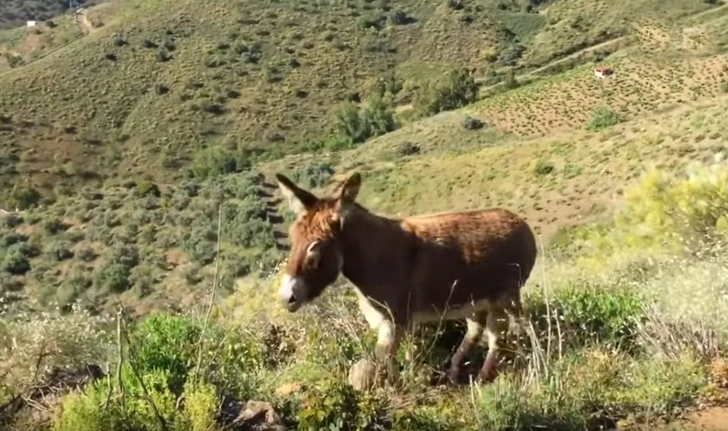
[{"left": 2, "top": 160, "right": 728, "bottom": 430}]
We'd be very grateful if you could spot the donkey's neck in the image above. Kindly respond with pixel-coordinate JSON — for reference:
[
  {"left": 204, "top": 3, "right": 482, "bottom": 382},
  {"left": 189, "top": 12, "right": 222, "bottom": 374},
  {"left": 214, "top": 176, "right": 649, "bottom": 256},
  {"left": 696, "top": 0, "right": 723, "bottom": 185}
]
[{"left": 339, "top": 207, "right": 410, "bottom": 300}]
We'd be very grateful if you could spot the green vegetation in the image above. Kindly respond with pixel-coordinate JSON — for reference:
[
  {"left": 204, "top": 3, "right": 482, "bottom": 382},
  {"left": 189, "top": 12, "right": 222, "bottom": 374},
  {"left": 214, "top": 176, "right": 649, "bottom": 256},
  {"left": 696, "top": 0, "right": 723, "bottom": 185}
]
[
  {"left": 415, "top": 68, "right": 479, "bottom": 116},
  {"left": 586, "top": 106, "right": 623, "bottom": 131},
  {"left": 0, "top": 171, "right": 279, "bottom": 313},
  {"left": 4, "top": 161, "right": 728, "bottom": 430}
]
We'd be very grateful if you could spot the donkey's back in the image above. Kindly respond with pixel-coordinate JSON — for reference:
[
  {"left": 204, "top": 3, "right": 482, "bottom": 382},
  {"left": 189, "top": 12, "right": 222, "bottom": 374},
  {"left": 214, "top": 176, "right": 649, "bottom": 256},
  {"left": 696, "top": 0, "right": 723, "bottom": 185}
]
[{"left": 400, "top": 207, "right": 538, "bottom": 319}]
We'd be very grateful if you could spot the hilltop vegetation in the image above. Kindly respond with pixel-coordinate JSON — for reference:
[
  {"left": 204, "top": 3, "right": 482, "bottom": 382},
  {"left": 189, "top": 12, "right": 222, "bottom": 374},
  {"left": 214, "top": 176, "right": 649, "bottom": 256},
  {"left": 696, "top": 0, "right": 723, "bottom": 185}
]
[{"left": 3, "top": 0, "right": 728, "bottom": 429}]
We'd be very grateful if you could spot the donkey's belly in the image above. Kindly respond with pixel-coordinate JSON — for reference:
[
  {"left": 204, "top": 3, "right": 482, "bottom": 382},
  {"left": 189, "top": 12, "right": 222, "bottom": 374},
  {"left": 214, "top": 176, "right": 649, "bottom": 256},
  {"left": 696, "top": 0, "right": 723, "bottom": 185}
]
[{"left": 412, "top": 299, "right": 493, "bottom": 324}]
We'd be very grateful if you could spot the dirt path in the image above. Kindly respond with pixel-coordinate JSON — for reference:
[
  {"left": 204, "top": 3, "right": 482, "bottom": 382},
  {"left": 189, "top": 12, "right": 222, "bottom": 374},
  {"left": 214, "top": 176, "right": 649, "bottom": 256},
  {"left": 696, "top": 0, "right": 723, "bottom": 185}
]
[
  {"left": 77, "top": 9, "right": 96, "bottom": 35},
  {"left": 637, "top": 406, "right": 728, "bottom": 431},
  {"left": 260, "top": 177, "right": 290, "bottom": 252}
]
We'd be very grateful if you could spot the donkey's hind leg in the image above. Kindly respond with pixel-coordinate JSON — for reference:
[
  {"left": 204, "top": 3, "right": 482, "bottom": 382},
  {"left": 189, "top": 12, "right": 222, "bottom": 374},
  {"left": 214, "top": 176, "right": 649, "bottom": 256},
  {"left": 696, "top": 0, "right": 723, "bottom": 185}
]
[
  {"left": 448, "top": 312, "right": 487, "bottom": 384},
  {"left": 478, "top": 305, "right": 510, "bottom": 383}
]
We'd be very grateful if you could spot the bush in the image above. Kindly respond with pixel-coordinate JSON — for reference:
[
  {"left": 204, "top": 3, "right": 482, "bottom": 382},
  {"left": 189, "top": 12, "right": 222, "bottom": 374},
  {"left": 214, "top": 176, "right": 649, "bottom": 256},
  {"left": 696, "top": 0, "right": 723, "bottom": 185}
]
[
  {"left": 47, "top": 241, "right": 74, "bottom": 261},
  {"left": 294, "top": 380, "right": 388, "bottom": 431},
  {"left": 53, "top": 367, "right": 178, "bottom": 431},
  {"left": 190, "top": 146, "right": 252, "bottom": 179},
  {"left": 1, "top": 247, "right": 31, "bottom": 275},
  {"left": 462, "top": 116, "right": 484, "bottom": 130},
  {"left": 333, "top": 94, "right": 397, "bottom": 145},
  {"left": 497, "top": 43, "right": 526, "bottom": 66},
  {"left": 130, "top": 314, "right": 203, "bottom": 394},
  {"left": 94, "top": 262, "right": 132, "bottom": 293},
  {"left": 289, "top": 163, "right": 336, "bottom": 189},
  {"left": 334, "top": 102, "right": 370, "bottom": 144},
  {"left": 586, "top": 106, "right": 622, "bottom": 131},
  {"left": 136, "top": 180, "right": 161, "bottom": 197},
  {"left": 533, "top": 160, "right": 555, "bottom": 176},
  {"left": 9, "top": 185, "right": 41, "bottom": 210},
  {"left": 613, "top": 162, "right": 728, "bottom": 252},
  {"left": 397, "top": 141, "right": 421, "bottom": 157},
  {"left": 415, "top": 68, "right": 479, "bottom": 116},
  {"left": 477, "top": 350, "right": 707, "bottom": 430},
  {"left": 389, "top": 9, "right": 415, "bottom": 25},
  {"left": 526, "top": 282, "right": 649, "bottom": 352}
]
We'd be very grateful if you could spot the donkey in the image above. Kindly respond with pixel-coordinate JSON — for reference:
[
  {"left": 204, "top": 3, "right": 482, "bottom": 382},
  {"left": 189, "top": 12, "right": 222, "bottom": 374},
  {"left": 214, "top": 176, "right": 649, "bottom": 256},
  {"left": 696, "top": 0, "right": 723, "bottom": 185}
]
[{"left": 274, "top": 171, "right": 538, "bottom": 384}]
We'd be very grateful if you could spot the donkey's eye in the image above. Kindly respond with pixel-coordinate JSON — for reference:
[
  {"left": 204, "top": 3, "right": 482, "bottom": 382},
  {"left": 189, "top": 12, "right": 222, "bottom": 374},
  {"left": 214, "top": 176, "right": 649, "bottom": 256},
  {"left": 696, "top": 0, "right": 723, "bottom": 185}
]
[{"left": 305, "top": 240, "right": 322, "bottom": 268}]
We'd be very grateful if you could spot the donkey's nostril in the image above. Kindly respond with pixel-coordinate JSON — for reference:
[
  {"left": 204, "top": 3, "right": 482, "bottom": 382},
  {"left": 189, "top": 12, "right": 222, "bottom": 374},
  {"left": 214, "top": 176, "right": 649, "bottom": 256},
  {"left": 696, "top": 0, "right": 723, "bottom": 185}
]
[{"left": 288, "top": 294, "right": 296, "bottom": 304}]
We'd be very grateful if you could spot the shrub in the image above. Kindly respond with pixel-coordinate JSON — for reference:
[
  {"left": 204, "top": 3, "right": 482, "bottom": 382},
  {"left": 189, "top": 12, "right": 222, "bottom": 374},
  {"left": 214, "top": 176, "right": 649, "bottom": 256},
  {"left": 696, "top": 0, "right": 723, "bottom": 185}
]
[
  {"left": 362, "top": 93, "right": 397, "bottom": 137},
  {"left": 47, "top": 241, "right": 74, "bottom": 261},
  {"left": 586, "top": 106, "right": 622, "bottom": 131},
  {"left": 415, "top": 68, "right": 479, "bottom": 116},
  {"left": 389, "top": 9, "right": 415, "bottom": 25},
  {"left": 136, "top": 180, "right": 161, "bottom": 197},
  {"left": 295, "top": 380, "right": 389, "bottom": 431},
  {"left": 476, "top": 349, "right": 707, "bottom": 430},
  {"left": 130, "top": 314, "right": 202, "bottom": 394},
  {"left": 53, "top": 367, "right": 178, "bottom": 431},
  {"left": 179, "top": 380, "right": 220, "bottom": 431},
  {"left": 497, "top": 43, "right": 526, "bottom": 66},
  {"left": 397, "top": 141, "right": 421, "bottom": 157},
  {"left": 1, "top": 310, "right": 111, "bottom": 401},
  {"left": 355, "top": 15, "right": 385, "bottom": 31},
  {"left": 42, "top": 217, "right": 67, "bottom": 234},
  {"left": 56, "top": 272, "right": 91, "bottom": 310},
  {"left": 9, "top": 185, "right": 41, "bottom": 210},
  {"left": 190, "top": 146, "right": 252, "bottom": 179},
  {"left": 526, "top": 282, "right": 649, "bottom": 352},
  {"left": 94, "top": 262, "right": 131, "bottom": 293},
  {"left": 1, "top": 247, "right": 30, "bottom": 275},
  {"left": 533, "top": 160, "right": 555, "bottom": 176},
  {"left": 613, "top": 162, "right": 728, "bottom": 252},
  {"left": 290, "top": 162, "right": 336, "bottom": 189},
  {"left": 462, "top": 116, "right": 485, "bottom": 130},
  {"left": 156, "top": 49, "right": 173, "bottom": 62},
  {"left": 333, "top": 102, "right": 370, "bottom": 144},
  {"left": 722, "top": 81, "right": 728, "bottom": 93},
  {"left": 332, "top": 95, "right": 397, "bottom": 145}
]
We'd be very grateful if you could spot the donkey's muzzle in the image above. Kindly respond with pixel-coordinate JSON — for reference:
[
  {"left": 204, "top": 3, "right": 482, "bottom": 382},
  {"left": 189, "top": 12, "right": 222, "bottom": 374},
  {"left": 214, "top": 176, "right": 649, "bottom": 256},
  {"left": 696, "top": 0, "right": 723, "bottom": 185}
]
[{"left": 279, "top": 274, "right": 306, "bottom": 312}]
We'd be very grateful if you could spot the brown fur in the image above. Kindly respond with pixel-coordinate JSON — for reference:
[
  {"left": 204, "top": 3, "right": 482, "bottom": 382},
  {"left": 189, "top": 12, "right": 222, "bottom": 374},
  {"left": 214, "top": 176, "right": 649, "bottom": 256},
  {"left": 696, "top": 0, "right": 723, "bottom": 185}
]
[{"left": 275, "top": 172, "right": 538, "bottom": 385}]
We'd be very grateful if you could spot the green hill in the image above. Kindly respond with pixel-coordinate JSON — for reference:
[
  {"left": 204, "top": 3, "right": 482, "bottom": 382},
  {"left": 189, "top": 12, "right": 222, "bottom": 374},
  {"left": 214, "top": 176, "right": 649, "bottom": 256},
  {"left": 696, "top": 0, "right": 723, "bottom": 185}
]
[{"left": 0, "top": 0, "right": 720, "bottom": 204}]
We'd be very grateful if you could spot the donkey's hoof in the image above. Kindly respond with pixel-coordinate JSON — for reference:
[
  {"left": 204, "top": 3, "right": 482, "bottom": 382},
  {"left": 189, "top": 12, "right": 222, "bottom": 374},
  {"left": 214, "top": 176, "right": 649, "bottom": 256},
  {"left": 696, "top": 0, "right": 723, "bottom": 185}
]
[
  {"left": 476, "top": 367, "right": 500, "bottom": 384},
  {"left": 446, "top": 366, "right": 469, "bottom": 386}
]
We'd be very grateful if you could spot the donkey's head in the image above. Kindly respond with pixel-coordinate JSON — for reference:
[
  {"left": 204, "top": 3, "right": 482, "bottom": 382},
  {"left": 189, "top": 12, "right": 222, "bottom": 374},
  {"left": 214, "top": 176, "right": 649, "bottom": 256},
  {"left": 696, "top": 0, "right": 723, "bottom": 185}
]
[{"left": 275, "top": 172, "right": 362, "bottom": 312}]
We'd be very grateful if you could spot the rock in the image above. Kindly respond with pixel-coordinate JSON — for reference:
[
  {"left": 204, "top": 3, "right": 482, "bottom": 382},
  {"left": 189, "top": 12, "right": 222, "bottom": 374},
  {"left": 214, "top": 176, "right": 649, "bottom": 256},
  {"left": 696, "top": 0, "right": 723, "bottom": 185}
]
[
  {"left": 233, "top": 400, "right": 284, "bottom": 431},
  {"left": 348, "top": 358, "right": 379, "bottom": 392}
]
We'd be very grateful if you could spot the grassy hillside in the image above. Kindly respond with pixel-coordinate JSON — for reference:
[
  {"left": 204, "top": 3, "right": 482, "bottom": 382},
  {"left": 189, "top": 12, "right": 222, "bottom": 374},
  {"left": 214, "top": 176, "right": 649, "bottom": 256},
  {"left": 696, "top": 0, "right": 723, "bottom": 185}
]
[
  {"left": 0, "top": 0, "right": 726, "bottom": 321},
  {"left": 2, "top": 0, "right": 728, "bottom": 430},
  {"left": 0, "top": 0, "right": 722, "bottom": 206}
]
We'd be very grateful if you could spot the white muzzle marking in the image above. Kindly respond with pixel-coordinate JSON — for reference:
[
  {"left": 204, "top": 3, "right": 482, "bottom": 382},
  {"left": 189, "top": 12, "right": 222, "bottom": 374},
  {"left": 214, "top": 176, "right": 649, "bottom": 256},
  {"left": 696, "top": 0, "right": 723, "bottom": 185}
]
[{"left": 279, "top": 274, "right": 306, "bottom": 311}]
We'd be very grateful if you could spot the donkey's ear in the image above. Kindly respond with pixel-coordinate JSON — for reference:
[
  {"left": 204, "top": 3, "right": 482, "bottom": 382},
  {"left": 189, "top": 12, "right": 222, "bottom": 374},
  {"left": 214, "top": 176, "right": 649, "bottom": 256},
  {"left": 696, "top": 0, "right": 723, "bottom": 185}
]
[
  {"left": 275, "top": 173, "right": 318, "bottom": 215},
  {"left": 333, "top": 172, "right": 362, "bottom": 205}
]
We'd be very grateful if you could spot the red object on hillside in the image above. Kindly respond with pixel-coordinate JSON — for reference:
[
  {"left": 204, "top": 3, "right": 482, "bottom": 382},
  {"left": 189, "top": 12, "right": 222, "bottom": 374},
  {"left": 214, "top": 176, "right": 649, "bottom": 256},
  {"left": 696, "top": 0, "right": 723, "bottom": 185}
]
[{"left": 594, "top": 66, "right": 614, "bottom": 79}]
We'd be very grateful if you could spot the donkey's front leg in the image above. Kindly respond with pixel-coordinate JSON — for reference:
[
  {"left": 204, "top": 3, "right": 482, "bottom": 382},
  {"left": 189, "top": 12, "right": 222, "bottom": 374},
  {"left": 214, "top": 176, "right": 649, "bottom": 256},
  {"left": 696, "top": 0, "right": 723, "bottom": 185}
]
[{"left": 374, "top": 319, "right": 402, "bottom": 381}]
